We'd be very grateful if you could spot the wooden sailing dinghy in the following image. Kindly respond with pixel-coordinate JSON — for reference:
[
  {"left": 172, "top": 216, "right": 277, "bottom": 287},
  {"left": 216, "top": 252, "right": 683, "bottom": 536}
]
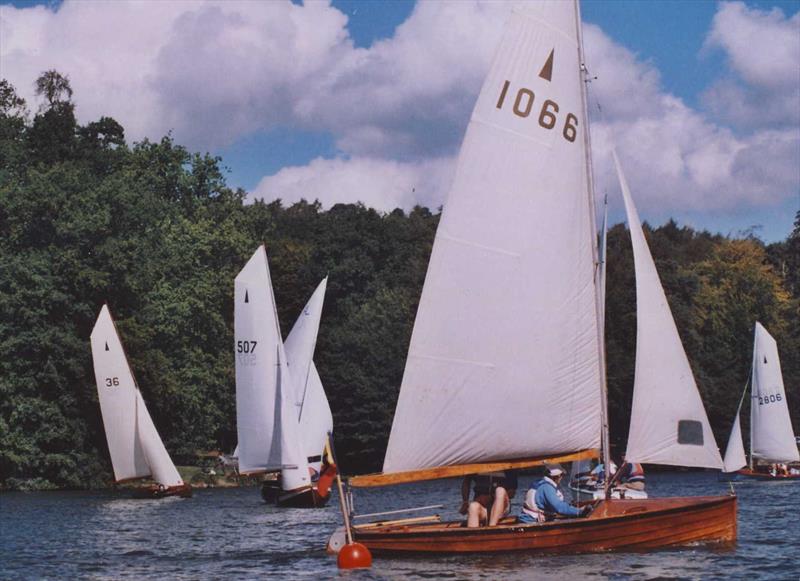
[
  {"left": 90, "top": 305, "right": 191, "bottom": 498},
  {"left": 330, "top": 0, "right": 736, "bottom": 555},
  {"left": 722, "top": 323, "right": 800, "bottom": 481},
  {"left": 235, "top": 246, "right": 336, "bottom": 508}
]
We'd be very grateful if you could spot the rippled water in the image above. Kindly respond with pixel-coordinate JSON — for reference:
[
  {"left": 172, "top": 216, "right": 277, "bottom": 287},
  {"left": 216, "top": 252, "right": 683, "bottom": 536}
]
[{"left": 1, "top": 472, "right": 797, "bottom": 580}]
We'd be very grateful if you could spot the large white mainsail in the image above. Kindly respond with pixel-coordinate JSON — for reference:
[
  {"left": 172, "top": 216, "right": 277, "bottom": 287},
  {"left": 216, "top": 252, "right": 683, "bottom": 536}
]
[
  {"left": 284, "top": 278, "right": 333, "bottom": 475},
  {"left": 90, "top": 305, "right": 183, "bottom": 487},
  {"left": 615, "top": 151, "right": 723, "bottom": 469},
  {"left": 750, "top": 322, "right": 799, "bottom": 463},
  {"left": 234, "top": 246, "right": 310, "bottom": 490},
  {"left": 383, "top": 0, "right": 603, "bottom": 474}
]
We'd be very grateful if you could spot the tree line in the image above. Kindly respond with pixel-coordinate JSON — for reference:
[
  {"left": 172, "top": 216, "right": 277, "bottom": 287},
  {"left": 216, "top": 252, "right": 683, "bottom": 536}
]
[{"left": 1, "top": 72, "right": 798, "bottom": 489}]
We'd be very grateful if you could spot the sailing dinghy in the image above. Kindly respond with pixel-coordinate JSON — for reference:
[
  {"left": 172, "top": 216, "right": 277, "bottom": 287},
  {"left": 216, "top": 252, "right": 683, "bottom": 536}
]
[
  {"left": 722, "top": 323, "right": 800, "bottom": 480},
  {"left": 235, "top": 246, "right": 336, "bottom": 508},
  {"left": 330, "top": 0, "right": 735, "bottom": 555},
  {"left": 90, "top": 305, "right": 191, "bottom": 498}
]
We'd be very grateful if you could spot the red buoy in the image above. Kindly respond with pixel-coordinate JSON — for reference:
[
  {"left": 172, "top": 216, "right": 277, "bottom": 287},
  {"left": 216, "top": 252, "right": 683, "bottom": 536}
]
[{"left": 337, "top": 542, "right": 372, "bottom": 569}]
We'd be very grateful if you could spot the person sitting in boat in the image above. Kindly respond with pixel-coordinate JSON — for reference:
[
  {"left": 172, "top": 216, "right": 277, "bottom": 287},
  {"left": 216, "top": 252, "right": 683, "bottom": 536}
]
[
  {"left": 617, "top": 456, "right": 645, "bottom": 491},
  {"left": 590, "top": 460, "right": 618, "bottom": 484},
  {"left": 460, "top": 471, "right": 518, "bottom": 528},
  {"left": 519, "top": 467, "right": 590, "bottom": 523}
]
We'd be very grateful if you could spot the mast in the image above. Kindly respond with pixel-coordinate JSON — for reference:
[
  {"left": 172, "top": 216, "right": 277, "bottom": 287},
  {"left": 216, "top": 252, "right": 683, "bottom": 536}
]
[{"left": 574, "top": 0, "right": 611, "bottom": 495}]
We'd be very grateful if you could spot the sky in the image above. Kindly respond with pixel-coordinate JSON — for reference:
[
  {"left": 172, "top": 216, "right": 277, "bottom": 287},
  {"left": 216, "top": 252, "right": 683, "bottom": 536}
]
[{"left": 1, "top": 0, "right": 798, "bottom": 242}]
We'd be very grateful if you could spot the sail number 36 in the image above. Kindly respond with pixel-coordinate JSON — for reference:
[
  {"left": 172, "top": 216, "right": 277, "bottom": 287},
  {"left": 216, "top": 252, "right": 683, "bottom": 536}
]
[
  {"left": 236, "top": 340, "right": 257, "bottom": 354},
  {"left": 758, "top": 393, "right": 782, "bottom": 406},
  {"left": 104, "top": 377, "right": 119, "bottom": 387},
  {"left": 496, "top": 80, "right": 577, "bottom": 143}
]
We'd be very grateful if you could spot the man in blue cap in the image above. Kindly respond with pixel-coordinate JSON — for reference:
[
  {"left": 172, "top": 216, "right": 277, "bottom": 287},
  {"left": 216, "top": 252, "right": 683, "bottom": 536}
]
[{"left": 520, "top": 467, "right": 591, "bottom": 523}]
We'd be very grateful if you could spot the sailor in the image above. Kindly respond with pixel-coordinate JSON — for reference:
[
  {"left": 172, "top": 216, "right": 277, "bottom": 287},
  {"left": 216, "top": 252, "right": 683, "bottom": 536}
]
[
  {"left": 618, "top": 457, "right": 646, "bottom": 491},
  {"left": 591, "top": 460, "right": 618, "bottom": 484},
  {"left": 519, "top": 467, "right": 590, "bottom": 523},
  {"left": 460, "top": 471, "right": 518, "bottom": 527}
]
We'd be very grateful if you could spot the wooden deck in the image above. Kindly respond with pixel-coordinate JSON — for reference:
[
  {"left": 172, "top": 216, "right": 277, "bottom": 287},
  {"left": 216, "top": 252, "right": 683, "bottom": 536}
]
[{"left": 353, "top": 495, "right": 737, "bottom": 554}]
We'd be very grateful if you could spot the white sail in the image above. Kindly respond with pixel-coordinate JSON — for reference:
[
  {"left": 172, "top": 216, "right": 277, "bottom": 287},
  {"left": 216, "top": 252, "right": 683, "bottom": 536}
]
[
  {"left": 90, "top": 305, "right": 183, "bottom": 486},
  {"left": 91, "top": 305, "right": 151, "bottom": 481},
  {"left": 722, "top": 412, "right": 747, "bottom": 473},
  {"left": 284, "top": 278, "right": 333, "bottom": 474},
  {"left": 383, "top": 1, "right": 602, "bottom": 474},
  {"left": 234, "top": 246, "right": 310, "bottom": 489},
  {"left": 750, "top": 322, "right": 799, "bottom": 463},
  {"left": 616, "top": 151, "right": 723, "bottom": 469},
  {"left": 134, "top": 391, "right": 184, "bottom": 487}
]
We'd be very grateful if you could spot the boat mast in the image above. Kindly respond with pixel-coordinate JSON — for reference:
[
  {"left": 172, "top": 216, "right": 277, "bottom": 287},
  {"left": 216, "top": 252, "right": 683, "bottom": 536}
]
[{"left": 574, "top": 0, "right": 612, "bottom": 496}]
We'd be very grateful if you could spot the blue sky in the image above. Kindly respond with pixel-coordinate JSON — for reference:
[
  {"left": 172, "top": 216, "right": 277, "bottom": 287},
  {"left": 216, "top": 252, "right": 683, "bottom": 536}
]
[{"left": 1, "top": 0, "right": 798, "bottom": 241}]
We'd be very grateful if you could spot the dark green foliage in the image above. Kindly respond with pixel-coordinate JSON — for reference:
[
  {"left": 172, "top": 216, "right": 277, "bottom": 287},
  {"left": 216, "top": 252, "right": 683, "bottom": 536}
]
[{"left": 0, "top": 72, "right": 797, "bottom": 488}]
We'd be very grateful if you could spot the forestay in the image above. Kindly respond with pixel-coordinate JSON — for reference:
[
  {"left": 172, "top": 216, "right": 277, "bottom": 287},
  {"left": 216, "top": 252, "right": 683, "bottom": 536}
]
[
  {"left": 284, "top": 278, "right": 333, "bottom": 476},
  {"left": 234, "top": 246, "right": 310, "bottom": 490},
  {"left": 750, "top": 322, "right": 799, "bottom": 463},
  {"left": 616, "top": 152, "right": 722, "bottom": 469},
  {"left": 383, "top": 0, "right": 602, "bottom": 474}
]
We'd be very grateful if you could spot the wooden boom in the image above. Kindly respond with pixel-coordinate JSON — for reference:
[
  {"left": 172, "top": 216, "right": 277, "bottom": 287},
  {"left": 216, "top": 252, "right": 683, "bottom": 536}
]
[{"left": 348, "top": 448, "right": 599, "bottom": 488}]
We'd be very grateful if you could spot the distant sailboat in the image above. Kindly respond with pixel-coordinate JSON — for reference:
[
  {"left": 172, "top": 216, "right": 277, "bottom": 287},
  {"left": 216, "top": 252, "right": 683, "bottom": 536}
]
[
  {"left": 90, "top": 305, "right": 191, "bottom": 498},
  {"left": 722, "top": 322, "right": 800, "bottom": 480},
  {"left": 235, "top": 246, "right": 336, "bottom": 507},
  {"left": 332, "top": 0, "right": 735, "bottom": 555}
]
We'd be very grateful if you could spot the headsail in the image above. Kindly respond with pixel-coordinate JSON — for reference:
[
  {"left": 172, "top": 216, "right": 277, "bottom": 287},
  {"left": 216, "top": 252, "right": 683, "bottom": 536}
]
[
  {"left": 382, "top": 0, "right": 602, "bottom": 475},
  {"left": 234, "top": 246, "right": 309, "bottom": 489},
  {"left": 615, "top": 151, "right": 723, "bottom": 469},
  {"left": 750, "top": 322, "right": 799, "bottom": 463},
  {"left": 722, "top": 412, "right": 747, "bottom": 473},
  {"left": 90, "top": 305, "right": 183, "bottom": 486}
]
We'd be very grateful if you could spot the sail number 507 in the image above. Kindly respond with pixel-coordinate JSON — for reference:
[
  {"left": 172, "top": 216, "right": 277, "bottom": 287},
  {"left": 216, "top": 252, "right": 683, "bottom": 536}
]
[
  {"left": 495, "top": 80, "right": 577, "bottom": 143},
  {"left": 237, "top": 340, "right": 257, "bottom": 354}
]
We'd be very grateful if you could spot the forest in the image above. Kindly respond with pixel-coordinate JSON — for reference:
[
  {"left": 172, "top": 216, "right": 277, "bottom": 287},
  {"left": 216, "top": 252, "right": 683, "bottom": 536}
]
[{"left": 1, "top": 72, "right": 798, "bottom": 490}]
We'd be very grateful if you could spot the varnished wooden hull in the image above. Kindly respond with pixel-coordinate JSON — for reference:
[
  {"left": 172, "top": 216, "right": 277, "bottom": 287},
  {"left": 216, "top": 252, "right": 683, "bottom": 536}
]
[
  {"left": 130, "top": 483, "right": 193, "bottom": 499},
  {"left": 727, "top": 469, "right": 800, "bottom": 481},
  {"left": 353, "top": 495, "right": 736, "bottom": 554}
]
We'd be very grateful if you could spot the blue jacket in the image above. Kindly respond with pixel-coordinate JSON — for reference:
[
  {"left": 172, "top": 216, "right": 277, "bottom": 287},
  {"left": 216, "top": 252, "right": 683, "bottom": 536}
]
[{"left": 534, "top": 478, "right": 581, "bottom": 517}]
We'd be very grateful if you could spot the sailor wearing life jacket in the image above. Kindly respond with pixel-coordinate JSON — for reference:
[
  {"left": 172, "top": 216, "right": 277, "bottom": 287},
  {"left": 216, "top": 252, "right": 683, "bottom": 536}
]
[
  {"left": 618, "top": 460, "right": 646, "bottom": 491},
  {"left": 519, "top": 467, "right": 589, "bottom": 523}
]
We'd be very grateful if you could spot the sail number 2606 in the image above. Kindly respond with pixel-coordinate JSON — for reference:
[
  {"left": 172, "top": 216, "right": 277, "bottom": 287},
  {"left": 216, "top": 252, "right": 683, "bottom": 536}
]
[
  {"left": 758, "top": 393, "right": 782, "bottom": 406},
  {"left": 495, "top": 80, "right": 578, "bottom": 143}
]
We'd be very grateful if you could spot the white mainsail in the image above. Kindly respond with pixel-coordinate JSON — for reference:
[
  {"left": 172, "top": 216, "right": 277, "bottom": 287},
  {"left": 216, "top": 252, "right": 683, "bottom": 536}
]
[
  {"left": 383, "top": 0, "right": 603, "bottom": 474},
  {"left": 750, "top": 322, "right": 799, "bottom": 463},
  {"left": 90, "top": 305, "right": 183, "bottom": 486},
  {"left": 615, "top": 151, "right": 723, "bottom": 469},
  {"left": 234, "top": 246, "right": 310, "bottom": 490}
]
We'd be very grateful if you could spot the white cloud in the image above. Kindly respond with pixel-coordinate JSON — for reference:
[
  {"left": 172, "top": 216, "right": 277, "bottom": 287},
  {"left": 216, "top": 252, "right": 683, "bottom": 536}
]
[
  {"left": 702, "top": 1, "right": 800, "bottom": 128},
  {"left": 253, "top": 155, "right": 455, "bottom": 212}
]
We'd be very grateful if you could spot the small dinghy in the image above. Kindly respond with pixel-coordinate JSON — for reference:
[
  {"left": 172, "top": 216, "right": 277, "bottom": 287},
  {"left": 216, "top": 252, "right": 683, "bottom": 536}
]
[{"left": 90, "top": 305, "right": 191, "bottom": 499}]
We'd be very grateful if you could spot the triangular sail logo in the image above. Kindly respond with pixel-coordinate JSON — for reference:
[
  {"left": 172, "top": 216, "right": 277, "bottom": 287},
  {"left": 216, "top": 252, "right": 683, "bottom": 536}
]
[
  {"left": 105, "top": 342, "right": 109, "bottom": 351},
  {"left": 244, "top": 290, "right": 249, "bottom": 303},
  {"left": 539, "top": 49, "right": 554, "bottom": 82}
]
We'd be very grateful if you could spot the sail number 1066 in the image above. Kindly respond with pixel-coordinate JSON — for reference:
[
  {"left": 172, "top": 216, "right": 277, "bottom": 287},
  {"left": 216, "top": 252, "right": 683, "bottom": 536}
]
[{"left": 495, "top": 80, "right": 577, "bottom": 143}]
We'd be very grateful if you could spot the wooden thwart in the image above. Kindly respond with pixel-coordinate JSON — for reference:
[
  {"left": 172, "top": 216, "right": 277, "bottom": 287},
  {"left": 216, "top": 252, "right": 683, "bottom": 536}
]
[{"left": 348, "top": 448, "right": 599, "bottom": 488}]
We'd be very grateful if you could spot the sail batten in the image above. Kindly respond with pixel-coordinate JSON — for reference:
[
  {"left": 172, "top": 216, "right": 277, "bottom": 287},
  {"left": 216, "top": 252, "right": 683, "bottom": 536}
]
[
  {"left": 616, "top": 151, "right": 723, "bottom": 469},
  {"left": 382, "top": 1, "right": 602, "bottom": 476}
]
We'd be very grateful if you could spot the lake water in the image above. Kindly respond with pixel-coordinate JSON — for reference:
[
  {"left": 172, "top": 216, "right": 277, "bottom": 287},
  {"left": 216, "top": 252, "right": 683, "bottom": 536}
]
[{"left": 1, "top": 471, "right": 797, "bottom": 580}]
